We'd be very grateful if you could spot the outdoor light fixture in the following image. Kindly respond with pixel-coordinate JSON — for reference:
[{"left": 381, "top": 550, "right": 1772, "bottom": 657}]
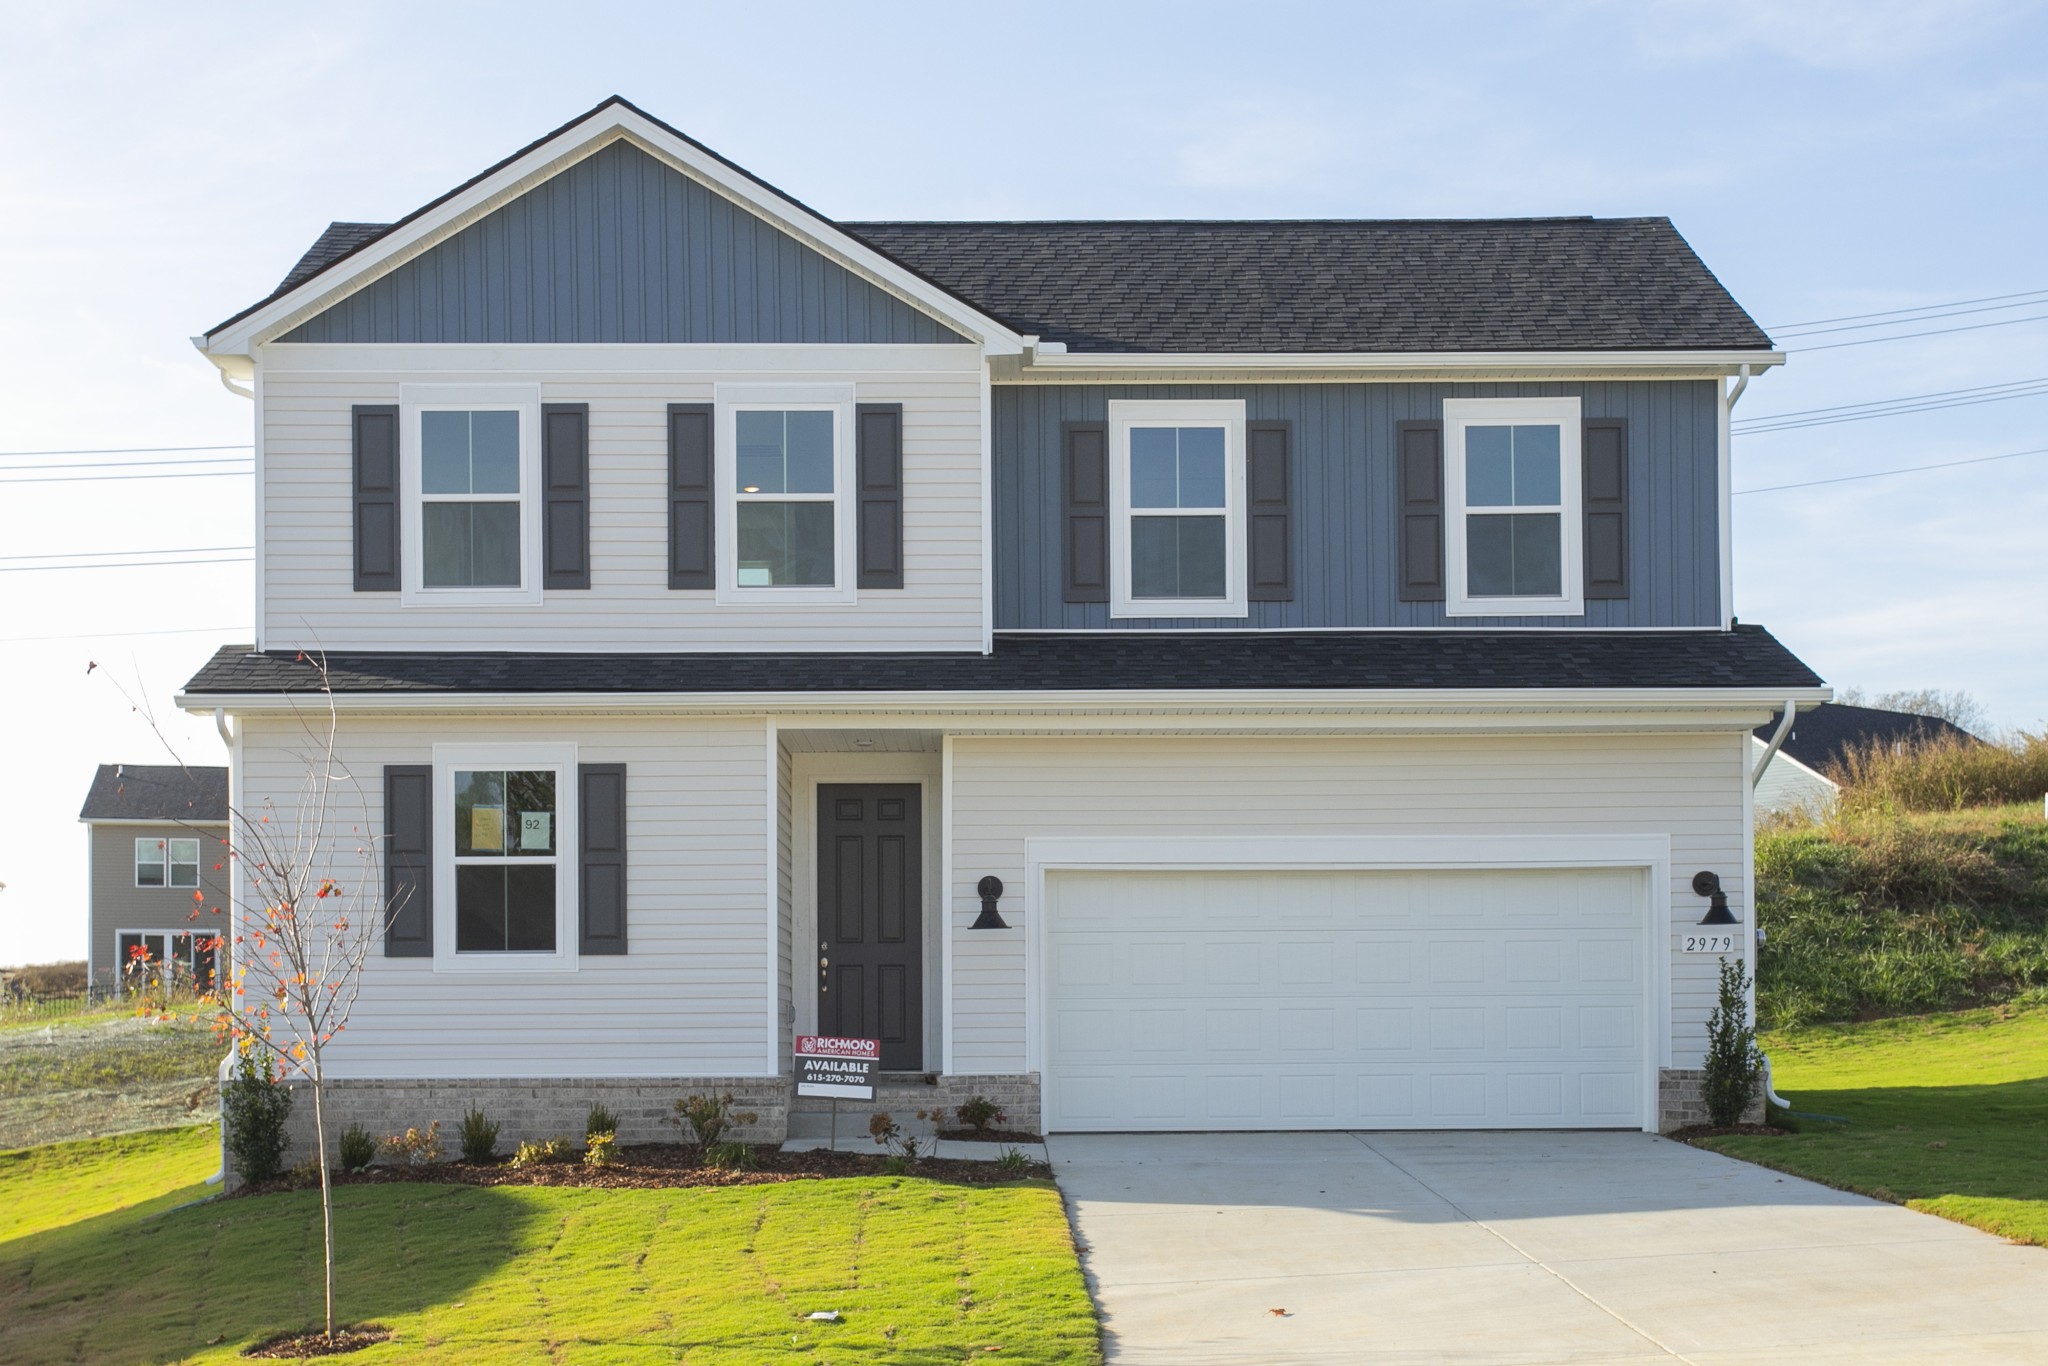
[
  {"left": 972, "top": 875, "right": 1008, "bottom": 929},
  {"left": 1692, "top": 870, "right": 1738, "bottom": 925}
]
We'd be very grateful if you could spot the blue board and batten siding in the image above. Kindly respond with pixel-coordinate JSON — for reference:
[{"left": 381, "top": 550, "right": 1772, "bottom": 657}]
[
  {"left": 281, "top": 141, "right": 966, "bottom": 345},
  {"left": 994, "top": 382, "right": 1722, "bottom": 630}
]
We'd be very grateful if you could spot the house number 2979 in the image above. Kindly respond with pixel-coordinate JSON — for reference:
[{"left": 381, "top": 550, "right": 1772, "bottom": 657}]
[{"left": 1682, "top": 932, "right": 1738, "bottom": 954}]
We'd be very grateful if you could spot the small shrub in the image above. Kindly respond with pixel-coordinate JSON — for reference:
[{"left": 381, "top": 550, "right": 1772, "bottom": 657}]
[
  {"left": 222, "top": 1047, "right": 293, "bottom": 1184},
  {"left": 956, "top": 1095, "right": 1006, "bottom": 1135},
  {"left": 336, "top": 1123, "right": 377, "bottom": 1172},
  {"left": 673, "top": 1091, "right": 758, "bottom": 1146},
  {"left": 994, "top": 1145, "right": 1029, "bottom": 1174},
  {"left": 869, "top": 1111, "right": 922, "bottom": 1162},
  {"left": 881, "top": 1155, "right": 909, "bottom": 1176},
  {"left": 703, "top": 1139, "right": 755, "bottom": 1170},
  {"left": 584, "top": 1131, "right": 618, "bottom": 1168},
  {"left": 510, "top": 1136, "right": 576, "bottom": 1168},
  {"left": 1703, "top": 957, "right": 1762, "bottom": 1128},
  {"left": 381, "top": 1120, "right": 443, "bottom": 1167},
  {"left": 585, "top": 1102, "right": 619, "bottom": 1140},
  {"left": 458, "top": 1104, "right": 500, "bottom": 1164}
]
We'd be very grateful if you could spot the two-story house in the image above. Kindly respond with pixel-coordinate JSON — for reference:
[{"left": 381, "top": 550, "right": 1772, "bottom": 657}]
[{"left": 180, "top": 97, "right": 1824, "bottom": 1150}]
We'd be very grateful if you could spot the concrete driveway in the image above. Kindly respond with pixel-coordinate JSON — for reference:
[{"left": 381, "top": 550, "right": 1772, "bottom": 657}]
[{"left": 1050, "top": 1131, "right": 2048, "bottom": 1364}]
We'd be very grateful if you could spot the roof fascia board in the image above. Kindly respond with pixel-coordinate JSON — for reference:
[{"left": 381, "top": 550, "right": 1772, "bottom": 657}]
[
  {"left": 1009, "top": 349, "right": 1785, "bottom": 381},
  {"left": 78, "top": 817, "right": 231, "bottom": 827},
  {"left": 180, "top": 685, "right": 1833, "bottom": 716},
  {"left": 205, "top": 110, "right": 1025, "bottom": 357}
]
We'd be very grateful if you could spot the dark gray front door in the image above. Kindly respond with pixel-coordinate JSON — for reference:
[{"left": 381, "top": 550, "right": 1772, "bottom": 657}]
[{"left": 816, "top": 784, "right": 922, "bottom": 1071}]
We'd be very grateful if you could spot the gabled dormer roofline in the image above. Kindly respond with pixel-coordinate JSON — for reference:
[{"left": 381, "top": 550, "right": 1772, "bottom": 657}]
[{"left": 195, "top": 95, "right": 1026, "bottom": 363}]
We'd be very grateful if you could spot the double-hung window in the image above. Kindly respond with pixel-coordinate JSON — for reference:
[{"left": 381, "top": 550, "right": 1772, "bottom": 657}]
[
  {"left": 1108, "top": 399, "right": 1247, "bottom": 618},
  {"left": 400, "top": 385, "right": 543, "bottom": 605},
  {"left": 1443, "top": 397, "right": 1584, "bottom": 617},
  {"left": 433, "top": 744, "right": 577, "bottom": 971},
  {"left": 715, "top": 384, "right": 856, "bottom": 604},
  {"left": 135, "top": 836, "right": 200, "bottom": 888}
]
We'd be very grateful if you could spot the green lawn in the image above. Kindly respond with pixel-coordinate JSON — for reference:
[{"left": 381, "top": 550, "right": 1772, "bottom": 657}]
[
  {"left": 0, "top": 1127, "right": 1099, "bottom": 1366},
  {"left": 1705, "top": 1004, "right": 2048, "bottom": 1245}
]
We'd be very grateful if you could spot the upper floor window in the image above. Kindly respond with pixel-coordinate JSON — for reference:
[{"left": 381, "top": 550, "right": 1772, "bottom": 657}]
[
  {"left": 715, "top": 384, "right": 856, "bottom": 605},
  {"left": 135, "top": 836, "right": 199, "bottom": 888},
  {"left": 1107, "top": 399, "right": 1247, "bottom": 618},
  {"left": 400, "top": 385, "right": 542, "bottom": 605},
  {"left": 1443, "top": 397, "right": 1584, "bottom": 617}
]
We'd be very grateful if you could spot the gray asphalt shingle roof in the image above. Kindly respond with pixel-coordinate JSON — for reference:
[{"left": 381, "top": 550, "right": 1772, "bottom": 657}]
[
  {"left": 240, "top": 93, "right": 1771, "bottom": 356},
  {"left": 77, "top": 765, "right": 229, "bottom": 823},
  {"left": 1754, "top": 703, "right": 1976, "bottom": 774},
  {"left": 183, "top": 627, "right": 1821, "bottom": 697}
]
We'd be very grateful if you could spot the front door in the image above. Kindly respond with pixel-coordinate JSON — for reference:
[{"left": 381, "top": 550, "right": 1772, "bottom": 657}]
[{"left": 816, "top": 784, "right": 923, "bottom": 1071}]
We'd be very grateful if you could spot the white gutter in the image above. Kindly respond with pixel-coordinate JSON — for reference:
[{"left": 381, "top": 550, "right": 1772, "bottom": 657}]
[
  {"left": 1018, "top": 348, "right": 1786, "bottom": 377},
  {"left": 1750, "top": 699, "right": 1799, "bottom": 790}
]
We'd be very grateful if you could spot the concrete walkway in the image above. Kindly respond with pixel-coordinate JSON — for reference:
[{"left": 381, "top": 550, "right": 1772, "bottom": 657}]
[{"left": 1050, "top": 1131, "right": 2048, "bottom": 1364}]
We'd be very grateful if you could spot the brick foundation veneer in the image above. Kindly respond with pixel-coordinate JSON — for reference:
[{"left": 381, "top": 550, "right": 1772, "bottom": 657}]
[
  {"left": 249, "top": 1076, "right": 790, "bottom": 1186},
  {"left": 1658, "top": 1068, "right": 1765, "bottom": 1132}
]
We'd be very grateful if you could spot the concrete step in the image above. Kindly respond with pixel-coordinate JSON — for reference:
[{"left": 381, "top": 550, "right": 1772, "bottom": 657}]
[{"left": 786, "top": 1106, "right": 941, "bottom": 1142}]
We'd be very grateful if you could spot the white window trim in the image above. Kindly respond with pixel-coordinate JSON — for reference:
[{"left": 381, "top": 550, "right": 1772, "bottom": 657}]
[
  {"left": 1107, "top": 398, "right": 1248, "bottom": 620},
  {"left": 133, "top": 835, "right": 200, "bottom": 889},
  {"left": 431, "top": 742, "right": 579, "bottom": 973},
  {"left": 714, "top": 383, "right": 859, "bottom": 606},
  {"left": 114, "top": 929, "right": 215, "bottom": 993},
  {"left": 1443, "top": 396, "right": 1585, "bottom": 618},
  {"left": 398, "top": 384, "right": 544, "bottom": 607}
]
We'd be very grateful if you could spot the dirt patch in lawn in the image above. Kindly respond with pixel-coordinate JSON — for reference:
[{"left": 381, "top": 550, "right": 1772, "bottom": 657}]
[
  {"left": 238, "top": 1142, "right": 1050, "bottom": 1197},
  {"left": 1671, "top": 1123, "right": 1793, "bottom": 1141},
  {"left": 936, "top": 1128, "right": 1045, "bottom": 1144}
]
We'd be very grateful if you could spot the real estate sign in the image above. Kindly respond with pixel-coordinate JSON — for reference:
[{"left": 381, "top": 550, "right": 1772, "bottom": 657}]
[{"left": 794, "top": 1035, "right": 878, "bottom": 1099}]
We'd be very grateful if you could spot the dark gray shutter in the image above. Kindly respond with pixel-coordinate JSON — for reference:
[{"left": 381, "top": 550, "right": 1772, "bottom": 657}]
[
  {"left": 579, "top": 763, "right": 628, "bottom": 955},
  {"left": 383, "top": 765, "right": 432, "bottom": 957},
  {"left": 856, "top": 403, "right": 904, "bottom": 589},
  {"left": 667, "top": 403, "right": 714, "bottom": 590},
  {"left": 1396, "top": 419, "right": 1446, "bottom": 603},
  {"left": 1583, "top": 418, "right": 1629, "bottom": 601},
  {"left": 1062, "top": 421, "right": 1109, "bottom": 603},
  {"left": 542, "top": 402, "right": 590, "bottom": 590},
  {"left": 1246, "top": 419, "right": 1294, "bottom": 602},
  {"left": 352, "top": 405, "right": 400, "bottom": 591}
]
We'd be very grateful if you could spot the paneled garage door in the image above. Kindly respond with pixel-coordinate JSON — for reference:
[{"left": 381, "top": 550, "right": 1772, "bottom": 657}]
[{"left": 1042, "top": 867, "right": 1649, "bottom": 1131}]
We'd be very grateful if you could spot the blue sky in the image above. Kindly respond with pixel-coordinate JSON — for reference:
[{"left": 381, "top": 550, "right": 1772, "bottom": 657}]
[{"left": 3, "top": 0, "right": 2045, "bottom": 965}]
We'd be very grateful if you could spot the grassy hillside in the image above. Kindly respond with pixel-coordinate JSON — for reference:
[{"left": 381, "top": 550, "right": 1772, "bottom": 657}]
[{"left": 1757, "top": 803, "right": 2048, "bottom": 1027}]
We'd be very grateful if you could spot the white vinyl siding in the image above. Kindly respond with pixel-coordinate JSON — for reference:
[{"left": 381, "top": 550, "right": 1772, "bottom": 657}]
[
  {"left": 946, "top": 731, "right": 1746, "bottom": 1078},
  {"left": 257, "top": 343, "right": 984, "bottom": 652},
  {"left": 1751, "top": 737, "right": 1839, "bottom": 819},
  {"left": 235, "top": 712, "right": 773, "bottom": 1079}
]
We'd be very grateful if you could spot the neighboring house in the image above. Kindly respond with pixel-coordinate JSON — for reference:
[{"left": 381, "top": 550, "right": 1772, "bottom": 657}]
[
  {"left": 1752, "top": 703, "right": 1976, "bottom": 817},
  {"left": 180, "top": 96, "right": 1826, "bottom": 1147},
  {"left": 77, "top": 764, "right": 231, "bottom": 996}
]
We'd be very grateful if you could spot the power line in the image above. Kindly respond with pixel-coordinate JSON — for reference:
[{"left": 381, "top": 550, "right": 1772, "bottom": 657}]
[
  {"left": 0, "top": 468, "right": 252, "bottom": 486},
  {"left": 0, "top": 557, "right": 252, "bottom": 573},
  {"left": 0, "top": 456, "right": 255, "bottom": 474},
  {"left": 1736, "top": 375, "right": 2048, "bottom": 422},
  {"left": 1789, "top": 311, "right": 2048, "bottom": 353},
  {"left": 0, "top": 624, "right": 250, "bottom": 645},
  {"left": 0, "top": 442, "right": 251, "bottom": 459},
  {"left": 0, "top": 544, "right": 253, "bottom": 563},
  {"left": 1768, "top": 288, "right": 2048, "bottom": 331},
  {"left": 1773, "top": 295, "right": 2048, "bottom": 339},
  {"left": 1735, "top": 445, "right": 2048, "bottom": 495},
  {"left": 1733, "top": 381, "right": 2048, "bottom": 434}
]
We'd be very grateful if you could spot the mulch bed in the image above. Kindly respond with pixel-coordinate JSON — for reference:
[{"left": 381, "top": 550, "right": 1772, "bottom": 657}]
[
  {"left": 936, "top": 1128, "right": 1045, "bottom": 1144},
  {"left": 243, "top": 1325, "right": 391, "bottom": 1358},
  {"left": 1670, "top": 1123, "right": 1794, "bottom": 1141},
  {"left": 236, "top": 1143, "right": 1049, "bottom": 1197}
]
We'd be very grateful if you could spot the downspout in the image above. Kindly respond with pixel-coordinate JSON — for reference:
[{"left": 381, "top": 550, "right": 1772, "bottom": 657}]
[
  {"left": 1750, "top": 689, "right": 1797, "bottom": 1115},
  {"left": 205, "top": 706, "right": 234, "bottom": 1186},
  {"left": 1751, "top": 699, "right": 1797, "bottom": 790}
]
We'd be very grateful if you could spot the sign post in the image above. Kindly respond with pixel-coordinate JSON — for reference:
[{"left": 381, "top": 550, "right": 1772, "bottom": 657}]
[{"left": 794, "top": 1035, "right": 878, "bottom": 1151}]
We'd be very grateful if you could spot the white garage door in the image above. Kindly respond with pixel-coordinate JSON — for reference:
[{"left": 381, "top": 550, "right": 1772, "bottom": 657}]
[{"left": 1043, "top": 867, "right": 1649, "bottom": 1132}]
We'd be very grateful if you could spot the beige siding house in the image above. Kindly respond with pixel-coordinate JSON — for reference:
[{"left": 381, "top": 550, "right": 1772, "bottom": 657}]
[
  {"left": 78, "top": 765, "right": 231, "bottom": 996},
  {"left": 180, "top": 97, "right": 1827, "bottom": 1160}
]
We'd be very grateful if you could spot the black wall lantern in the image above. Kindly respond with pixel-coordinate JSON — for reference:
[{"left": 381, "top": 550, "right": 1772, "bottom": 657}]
[
  {"left": 1692, "top": 870, "right": 1739, "bottom": 925},
  {"left": 972, "top": 875, "right": 1008, "bottom": 929}
]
